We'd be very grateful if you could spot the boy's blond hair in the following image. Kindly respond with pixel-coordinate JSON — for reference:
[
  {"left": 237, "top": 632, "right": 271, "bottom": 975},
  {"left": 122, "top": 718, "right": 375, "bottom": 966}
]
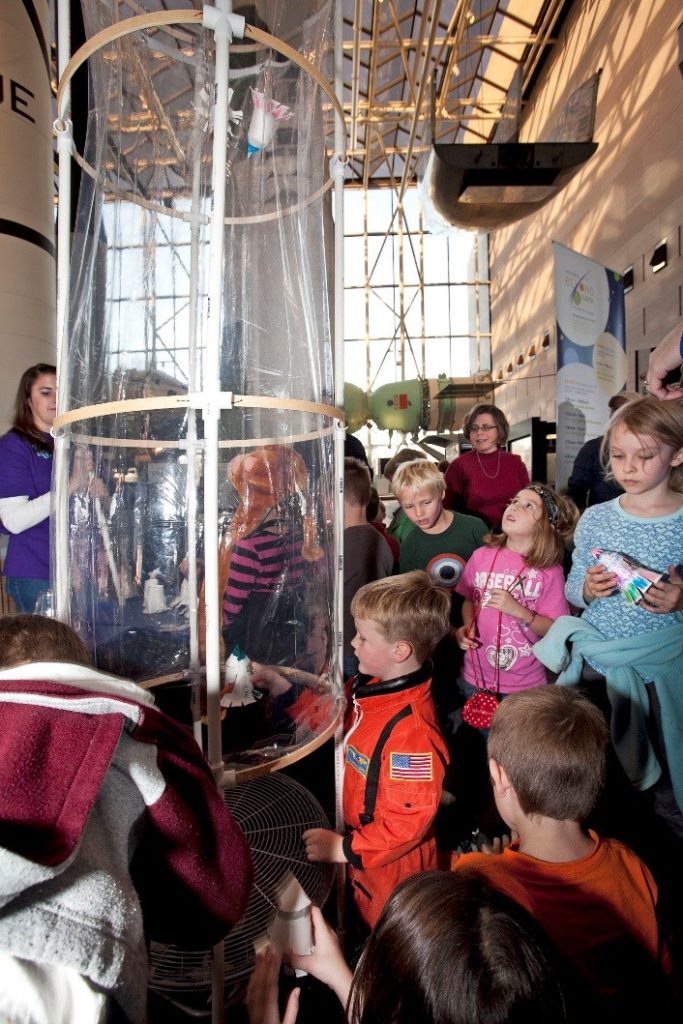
[
  {"left": 488, "top": 687, "right": 607, "bottom": 822},
  {"left": 391, "top": 460, "right": 445, "bottom": 501},
  {"left": 345, "top": 456, "right": 372, "bottom": 507},
  {"left": 350, "top": 570, "right": 450, "bottom": 664}
]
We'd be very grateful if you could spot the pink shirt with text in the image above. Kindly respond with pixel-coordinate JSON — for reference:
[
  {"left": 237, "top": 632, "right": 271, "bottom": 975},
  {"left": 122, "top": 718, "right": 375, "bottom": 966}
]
[{"left": 455, "top": 546, "right": 570, "bottom": 693}]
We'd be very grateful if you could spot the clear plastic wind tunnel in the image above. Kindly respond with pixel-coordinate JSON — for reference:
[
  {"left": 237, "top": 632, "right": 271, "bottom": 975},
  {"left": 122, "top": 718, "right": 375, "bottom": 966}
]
[{"left": 53, "top": 0, "right": 344, "bottom": 775}]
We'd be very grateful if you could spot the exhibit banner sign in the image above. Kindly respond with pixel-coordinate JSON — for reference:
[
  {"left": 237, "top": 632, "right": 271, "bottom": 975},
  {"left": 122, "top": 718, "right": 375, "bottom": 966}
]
[{"left": 552, "top": 242, "right": 626, "bottom": 490}]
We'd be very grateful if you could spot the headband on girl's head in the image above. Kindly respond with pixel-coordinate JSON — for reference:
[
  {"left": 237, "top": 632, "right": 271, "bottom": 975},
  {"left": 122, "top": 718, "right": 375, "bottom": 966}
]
[{"left": 527, "top": 484, "right": 559, "bottom": 526}]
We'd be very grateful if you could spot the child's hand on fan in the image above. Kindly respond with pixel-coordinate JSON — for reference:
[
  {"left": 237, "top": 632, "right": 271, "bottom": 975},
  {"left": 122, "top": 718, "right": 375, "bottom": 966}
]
[{"left": 302, "top": 828, "right": 346, "bottom": 864}]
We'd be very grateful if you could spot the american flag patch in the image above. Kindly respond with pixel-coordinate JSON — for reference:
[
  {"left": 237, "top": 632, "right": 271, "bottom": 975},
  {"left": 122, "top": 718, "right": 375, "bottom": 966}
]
[{"left": 389, "top": 751, "right": 433, "bottom": 781}]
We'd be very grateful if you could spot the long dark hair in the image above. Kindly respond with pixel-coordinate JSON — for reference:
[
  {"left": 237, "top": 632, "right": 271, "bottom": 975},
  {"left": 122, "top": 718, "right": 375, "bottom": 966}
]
[
  {"left": 348, "top": 870, "right": 568, "bottom": 1024},
  {"left": 11, "top": 363, "right": 56, "bottom": 454}
]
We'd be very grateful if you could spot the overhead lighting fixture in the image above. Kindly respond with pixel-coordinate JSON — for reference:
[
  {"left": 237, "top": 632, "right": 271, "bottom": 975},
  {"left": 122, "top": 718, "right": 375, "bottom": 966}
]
[
  {"left": 541, "top": 331, "right": 551, "bottom": 351},
  {"left": 516, "top": 352, "right": 524, "bottom": 367},
  {"left": 420, "top": 73, "right": 600, "bottom": 231},
  {"left": 527, "top": 343, "right": 537, "bottom": 360},
  {"left": 421, "top": 141, "right": 598, "bottom": 230},
  {"left": 649, "top": 241, "right": 667, "bottom": 273},
  {"left": 506, "top": 361, "right": 514, "bottom": 376}
]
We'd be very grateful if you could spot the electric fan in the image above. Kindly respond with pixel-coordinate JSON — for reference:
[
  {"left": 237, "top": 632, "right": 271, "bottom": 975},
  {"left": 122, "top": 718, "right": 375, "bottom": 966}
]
[{"left": 149, "top": 772, "right": 334, "bottom": 999}]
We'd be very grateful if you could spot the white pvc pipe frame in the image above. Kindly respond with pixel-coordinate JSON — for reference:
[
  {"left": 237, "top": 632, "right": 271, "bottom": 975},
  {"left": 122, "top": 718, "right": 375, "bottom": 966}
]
[
  {"left": 53, "top": 1, "right": 72, "bottom": 623},
  {"left": 54, "top": 3, "right": 347, "bottom": 1013},
  {"left": 204, "top": 7, "right": 233, "bottom": 1015},
  {"left": 332, "top": 0, "right": 348, "bottom": 933}
]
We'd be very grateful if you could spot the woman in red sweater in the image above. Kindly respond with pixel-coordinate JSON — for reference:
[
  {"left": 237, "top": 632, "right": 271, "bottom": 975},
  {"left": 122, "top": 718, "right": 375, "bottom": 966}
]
[{"left": 444, "top": 404, "right": 529, "bottom": 529}]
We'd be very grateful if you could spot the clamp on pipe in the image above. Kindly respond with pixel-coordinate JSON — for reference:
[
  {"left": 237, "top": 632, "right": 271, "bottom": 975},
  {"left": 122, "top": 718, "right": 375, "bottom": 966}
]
[
  {"left": 330, "top": 153, "right": 349, "bottom": 180},
  {"left": 53, "top": 117, "right": 73, "bottom": 139}
]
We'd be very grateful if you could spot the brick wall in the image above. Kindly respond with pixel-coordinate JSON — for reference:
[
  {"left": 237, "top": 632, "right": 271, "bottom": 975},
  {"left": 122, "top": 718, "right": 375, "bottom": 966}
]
[{"left": 490, "top": 0, "right": 683, "bottom": 429}]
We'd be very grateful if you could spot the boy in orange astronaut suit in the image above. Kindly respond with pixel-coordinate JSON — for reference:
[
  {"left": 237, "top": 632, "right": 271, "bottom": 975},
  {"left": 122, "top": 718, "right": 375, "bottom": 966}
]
[{"left": 303, "top": 571, "right": 451, "bottom": 928}]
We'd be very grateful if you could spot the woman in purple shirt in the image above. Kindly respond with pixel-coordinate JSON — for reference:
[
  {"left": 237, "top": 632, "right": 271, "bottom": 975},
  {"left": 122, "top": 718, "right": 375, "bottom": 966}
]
[{"left": 0, "top": 364, "right": 56, "bottom": 612}]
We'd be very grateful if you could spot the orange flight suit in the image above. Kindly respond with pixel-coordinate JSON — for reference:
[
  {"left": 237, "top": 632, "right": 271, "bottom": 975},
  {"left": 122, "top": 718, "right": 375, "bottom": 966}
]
[{"left": 341, "top": 663, "right": 448, "bottom": 927}]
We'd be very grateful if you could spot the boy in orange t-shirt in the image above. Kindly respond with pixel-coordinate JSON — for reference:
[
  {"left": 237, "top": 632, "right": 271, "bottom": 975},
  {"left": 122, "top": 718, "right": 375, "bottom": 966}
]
[{"left": 452, "top": 687, "right": 672, "bottom": 1015}]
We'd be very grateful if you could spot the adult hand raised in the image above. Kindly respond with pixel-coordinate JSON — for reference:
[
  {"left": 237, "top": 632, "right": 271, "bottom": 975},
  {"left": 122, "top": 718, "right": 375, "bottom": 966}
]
[{"left": 646, "top": 322, "right": 683, "bottom": 400}]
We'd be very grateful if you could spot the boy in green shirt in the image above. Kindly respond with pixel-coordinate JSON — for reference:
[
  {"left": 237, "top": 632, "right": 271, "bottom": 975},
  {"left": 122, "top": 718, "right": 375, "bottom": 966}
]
[
  {"left": 392, "top": 460, "right": 487, "bottom": 744},
  {"left": 392, "top": 459, "right": 487, "bottom": 593}
]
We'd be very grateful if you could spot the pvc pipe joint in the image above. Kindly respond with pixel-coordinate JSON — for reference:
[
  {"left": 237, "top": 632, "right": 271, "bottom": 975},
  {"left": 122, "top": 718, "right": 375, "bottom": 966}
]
[{"left": 202, "top": 5, "right": 246, "bottom": 39}]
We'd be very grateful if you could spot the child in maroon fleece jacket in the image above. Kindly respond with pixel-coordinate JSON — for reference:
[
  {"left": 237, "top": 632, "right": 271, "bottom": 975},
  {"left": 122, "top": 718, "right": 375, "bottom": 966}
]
[{"left": 0, "top": 614, "right": 253, "bottom": 1024}]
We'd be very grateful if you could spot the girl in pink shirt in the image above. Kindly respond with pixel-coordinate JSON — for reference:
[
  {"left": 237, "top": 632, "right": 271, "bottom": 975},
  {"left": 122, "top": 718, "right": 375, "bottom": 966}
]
[{"left": 455, "top": 485, "right": 578, "bottom": 698}]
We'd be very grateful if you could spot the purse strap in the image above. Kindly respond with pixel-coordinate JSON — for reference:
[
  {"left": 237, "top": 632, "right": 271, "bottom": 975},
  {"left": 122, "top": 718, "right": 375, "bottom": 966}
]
[{"left": 470, "top": 547, "right": 525, "bottom": 694}]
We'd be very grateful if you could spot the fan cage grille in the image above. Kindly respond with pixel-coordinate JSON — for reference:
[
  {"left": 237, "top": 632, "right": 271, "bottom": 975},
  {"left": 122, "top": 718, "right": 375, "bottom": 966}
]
[{"left": 149, "top": 772, "right": 334, "bottom": 992}]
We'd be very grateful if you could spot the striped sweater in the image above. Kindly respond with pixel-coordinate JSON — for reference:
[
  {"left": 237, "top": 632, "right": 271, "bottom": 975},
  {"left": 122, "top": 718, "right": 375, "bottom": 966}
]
[
  {"left": 222, "top": 524, "right": 307, "bottom": 664},
  {"left": 222, "top": 524, "right": 306, "bottom": 626}
]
